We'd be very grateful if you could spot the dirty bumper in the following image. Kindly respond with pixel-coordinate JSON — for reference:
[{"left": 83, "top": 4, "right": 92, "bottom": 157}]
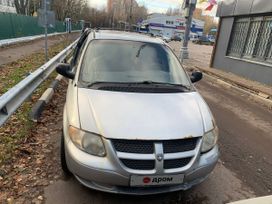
[{"left": 65, "top": 137, "right": 219, "bottom": 195}]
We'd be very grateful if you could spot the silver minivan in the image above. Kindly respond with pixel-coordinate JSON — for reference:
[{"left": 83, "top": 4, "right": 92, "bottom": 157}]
[{"left": 57, "top": 30, "right": 219, "bottom": 195}]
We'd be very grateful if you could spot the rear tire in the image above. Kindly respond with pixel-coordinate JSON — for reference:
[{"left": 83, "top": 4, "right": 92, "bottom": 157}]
[{"left": 61, "top": 131, "right": 72, "bottom": 176}]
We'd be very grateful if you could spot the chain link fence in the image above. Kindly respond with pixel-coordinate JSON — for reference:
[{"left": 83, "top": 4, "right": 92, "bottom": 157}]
[
  {"left": 227, "top": 15, "right": 272, "bottom": 64},
  {"left": 0, "top": 12, "right": 82, "bottom": 40}
]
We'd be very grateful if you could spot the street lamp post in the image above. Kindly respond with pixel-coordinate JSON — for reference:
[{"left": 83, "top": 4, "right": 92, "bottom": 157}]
[{"left": 180, "top": 0, "right": 197, "bottom": 63}]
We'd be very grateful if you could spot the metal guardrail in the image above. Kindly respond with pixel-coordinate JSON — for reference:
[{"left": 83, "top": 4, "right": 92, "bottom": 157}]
[{"left": 0, "top": 39, "right": 78, "bottom": 126}]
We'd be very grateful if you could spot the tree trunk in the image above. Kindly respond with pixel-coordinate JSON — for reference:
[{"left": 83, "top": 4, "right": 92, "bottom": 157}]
[{"left": 14, "top": 0, "right": 29, "bottom": 15}]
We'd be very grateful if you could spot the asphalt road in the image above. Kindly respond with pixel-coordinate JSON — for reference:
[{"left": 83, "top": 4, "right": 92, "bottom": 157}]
[{"left": 43, "top": 42, "right": 272, "bottom": 204}]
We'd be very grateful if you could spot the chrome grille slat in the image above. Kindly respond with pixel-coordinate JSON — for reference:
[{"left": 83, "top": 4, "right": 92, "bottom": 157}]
[
  {"left": 116, "top": 152, "right": 155, "bottom": 160},
  {"left": 163, "top": 150, "right": 196, "bottom": 160}
]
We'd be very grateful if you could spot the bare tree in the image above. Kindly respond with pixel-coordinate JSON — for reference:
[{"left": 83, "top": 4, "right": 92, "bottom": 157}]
[
  {"left": 51, "top": 0, "right": 86, "bottom": 21},
  {"left": 14, "top": 0, "right": 29, "bottom": 15},
  {"left": 166, "top": 6, "right": 182, "bottom": 16},
  {"left": 107, "top": 0, "right": 147, "bottom": 28},
  {"left": 28, "top": 0, "right": 41, "bottom": 16},
  {"left": 166, "top": 7, "right": 173, "bottom": 16},
  {"left": 49, "top": 0, "right": 148, "bottom": 28},
  {"left": 193, "top": 8, "right": 218, "bottom": 34}
]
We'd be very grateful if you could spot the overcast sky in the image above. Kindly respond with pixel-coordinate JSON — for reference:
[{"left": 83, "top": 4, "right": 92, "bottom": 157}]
[{"left": 89, "top": 0, "right": 218, "bottom": 16}]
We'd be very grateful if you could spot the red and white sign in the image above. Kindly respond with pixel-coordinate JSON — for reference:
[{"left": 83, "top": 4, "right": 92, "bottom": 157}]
[{"left": 130, "top": 174, "right": 184, "bottom": 186}]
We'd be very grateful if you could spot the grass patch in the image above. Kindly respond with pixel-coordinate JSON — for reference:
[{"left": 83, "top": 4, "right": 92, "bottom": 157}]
[
  {"left": 0, "top": 39, "right": 72, "bottom": 165},
  {"left": 0, "top": 40, "right": 71, "bottom": 95}
]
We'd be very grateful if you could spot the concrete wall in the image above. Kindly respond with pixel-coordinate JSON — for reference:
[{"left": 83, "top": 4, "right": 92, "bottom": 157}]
[
  {"left": 0, "top": 5, "right": 16, "bottom": 13},
  {"left": 212, "top": 17, "right": 272, "bottom": 85},
  {"left": 0, "top": 0, "right": 15, "bottom": 13},
  {"left": 217, "top": 0, "right": 272, "bottom": 17}
]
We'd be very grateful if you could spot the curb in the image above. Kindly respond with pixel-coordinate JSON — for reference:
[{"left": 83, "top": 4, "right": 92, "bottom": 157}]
[
  {"left": 30, "top": 75, "right": 64, "bottom": 122},
  {"left": 194, "top": 66, "right": 271, "bottom": 100},
  {"left": 184, "top": 65, "right": 272, "bottom": 109},
  {"left": 203, "top": 72, "right": 272, "bottom": 110}
]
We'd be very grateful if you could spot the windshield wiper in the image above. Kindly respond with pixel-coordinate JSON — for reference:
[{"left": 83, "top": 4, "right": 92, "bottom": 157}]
[
  {"left": 84, "top": 81, "right": 111, "bottom": 87},
  {"left": 84, "top": 81, "right": 191, "bottom": 91},
  {"left": 133, "top": 81, "right": 192, "bottom": 90}
]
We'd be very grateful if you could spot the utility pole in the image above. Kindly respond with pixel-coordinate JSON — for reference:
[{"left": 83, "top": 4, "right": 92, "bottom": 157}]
[
  {"left": 180, "top": 0, "right": 197, "bottom": 63},
  {"left": 44, "top": 0, "right": 48, "bottom": 61},
  {"left": 38, "top": 0, "right": 54, "bottom": 62},
  {"left": 129, "top": 0, "right": 133, "bottom": 31},
  {"left": 112, "top": 1, "right": 116, "bottom": 29}
]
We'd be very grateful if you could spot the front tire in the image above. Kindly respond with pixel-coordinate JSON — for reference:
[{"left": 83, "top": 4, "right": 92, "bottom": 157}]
[{"left": 61, "top": 131, "right": 71, "bottom": 176}]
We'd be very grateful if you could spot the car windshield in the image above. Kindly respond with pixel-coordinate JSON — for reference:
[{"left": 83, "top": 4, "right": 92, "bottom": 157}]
[{"left": 80, "top": 40, "right": 191, "bottom": 87}]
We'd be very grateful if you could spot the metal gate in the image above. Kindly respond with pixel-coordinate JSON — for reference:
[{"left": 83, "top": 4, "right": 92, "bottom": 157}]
[{"left": 227, "top": 16, "right": 272, "bottom": 64}]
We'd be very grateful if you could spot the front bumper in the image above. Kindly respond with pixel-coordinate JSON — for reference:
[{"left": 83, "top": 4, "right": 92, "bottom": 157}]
[{"left": 64, "top": 134, "right": 219, "bottom": 195}]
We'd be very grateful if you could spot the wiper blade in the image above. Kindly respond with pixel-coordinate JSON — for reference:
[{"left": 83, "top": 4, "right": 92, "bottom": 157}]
[
  {"left": 84, "top": 81, "right": 191, "bottom": 91},
  {"left": 85, "top": 81, "right": 110, "bottom": 87},
  {"left": 134, "top": 81, "right": 191, "bottom": 90}
]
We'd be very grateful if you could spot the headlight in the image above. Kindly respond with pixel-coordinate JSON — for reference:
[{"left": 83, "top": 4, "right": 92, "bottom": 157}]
[
  {"left": 68, "top": 126, "right": 106, "bottom": 157},
  {"left": 201, "top": 126, "right": 218, "bottom": 153}
]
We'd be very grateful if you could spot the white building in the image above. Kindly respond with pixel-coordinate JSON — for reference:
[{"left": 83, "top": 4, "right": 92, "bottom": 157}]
[
  {"left": 0, "top": 0, "right": 16, "bottom": 13},
  {"left": 140, "top": 14, "right": 204, "bottom": 39}
]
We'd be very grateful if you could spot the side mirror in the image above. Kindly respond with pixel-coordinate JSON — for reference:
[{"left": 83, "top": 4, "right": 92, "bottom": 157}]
[
  {"left": 56, "top": 63, "right": 75, "bottom": 79},
  {"left": 190, "top": 71, "right": 203, "bottom": 83}
]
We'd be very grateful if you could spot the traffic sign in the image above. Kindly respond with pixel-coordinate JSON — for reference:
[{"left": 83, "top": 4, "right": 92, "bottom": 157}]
[{"left": 38, "top": 9, "right": 55, "bottom": 28}]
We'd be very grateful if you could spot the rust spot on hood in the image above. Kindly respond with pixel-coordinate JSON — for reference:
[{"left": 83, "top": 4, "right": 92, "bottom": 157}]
[{"left": 184, "top": 135, "right": 194, "bottom": 139}]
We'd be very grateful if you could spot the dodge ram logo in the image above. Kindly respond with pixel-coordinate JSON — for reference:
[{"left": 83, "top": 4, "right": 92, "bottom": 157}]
[{"left": 156, "top": 154, "right": 163, "bottom": 161}]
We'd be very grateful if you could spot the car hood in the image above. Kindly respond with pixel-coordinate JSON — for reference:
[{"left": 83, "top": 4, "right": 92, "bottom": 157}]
[{"left": 77, "top": 88, "right": 214, "bottom": 140}]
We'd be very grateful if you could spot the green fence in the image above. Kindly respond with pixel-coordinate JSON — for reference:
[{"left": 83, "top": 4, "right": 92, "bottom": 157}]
[{"left": 0, "top": 12, "right": 81, "bottom": 40}]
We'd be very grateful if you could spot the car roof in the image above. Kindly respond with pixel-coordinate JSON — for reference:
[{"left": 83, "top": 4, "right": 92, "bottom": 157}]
[{"left": 88, "top": 30, "right": 165, "bottom": 44}]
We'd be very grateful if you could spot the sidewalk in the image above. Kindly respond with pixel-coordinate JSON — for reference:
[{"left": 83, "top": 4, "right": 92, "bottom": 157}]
[
  {"left": 191, "top": 65, "right": 272, "bottom": 99},
  {"left": 0, "top": 31, "right": 80, "bottom": 48},
  {"left": 0, "top": 32, "right": 79, "bottom": 66},
  {"left": 169, "top": 41, "right": 272, "bottom": 100}
]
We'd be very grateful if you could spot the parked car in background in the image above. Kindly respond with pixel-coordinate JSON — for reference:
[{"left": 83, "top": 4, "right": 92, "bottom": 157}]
[
  {"left": 171, "top": 35, "right": 182, "bottom": 41},
  {"left": 161, "top": 35, "right": 171, "bottom": 43},
  {"left": 208, "top": 36, "right": 215, "bottom": 44},
  {"left": 190, "top": 34, "right": 199, "bottom": 41},
  {"left": 193, "top": 36, "right": 214, "bottom": 46},
  {"left": 57, "top": 29, "right": 219, "bottom": 195}
]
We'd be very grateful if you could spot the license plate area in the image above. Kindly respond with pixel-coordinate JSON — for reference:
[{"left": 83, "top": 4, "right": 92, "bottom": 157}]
[{"left": 130, "top": 174, "right": 184, "bottom": 187}]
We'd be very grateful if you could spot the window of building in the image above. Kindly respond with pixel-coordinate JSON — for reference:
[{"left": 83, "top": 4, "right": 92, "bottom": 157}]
[
  {"left": 227, "top": 16, "right": 272, "bottom": 64},
  {"left": 166, "top": 21, "right": 174, "bottom": 25}
]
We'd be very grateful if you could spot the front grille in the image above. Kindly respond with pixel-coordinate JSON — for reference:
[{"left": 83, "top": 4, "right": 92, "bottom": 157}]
[
  {"left": 163, "top": 138, "right": 197, "bottom": 153},
  {"left": 112, "top": 138, "right": 198, "bottom": 171},
  {"left": 164, "top": 158, "right": 192, "bottom": 169},
  {"left": 120, "top": 159, "right": 155, "bottom": 170},
  {"left": 112, "top": 139, "right": 154, "bottom": 154}
]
